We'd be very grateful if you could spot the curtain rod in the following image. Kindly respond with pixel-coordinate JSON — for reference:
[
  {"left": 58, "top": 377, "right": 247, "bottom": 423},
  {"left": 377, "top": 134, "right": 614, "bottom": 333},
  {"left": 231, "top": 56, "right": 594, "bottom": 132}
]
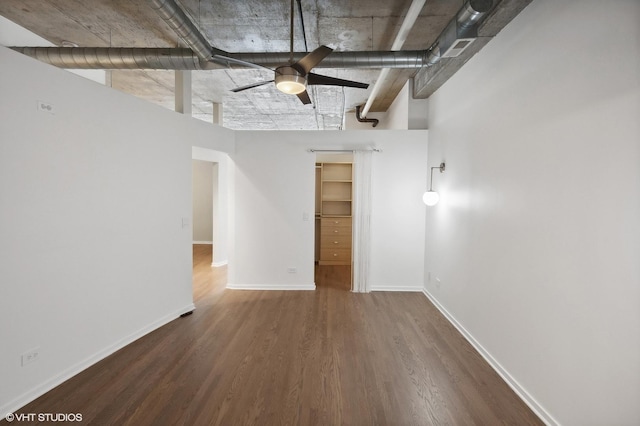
[{"left": 307, "top": 148, "right": 381, "bottom": 153}]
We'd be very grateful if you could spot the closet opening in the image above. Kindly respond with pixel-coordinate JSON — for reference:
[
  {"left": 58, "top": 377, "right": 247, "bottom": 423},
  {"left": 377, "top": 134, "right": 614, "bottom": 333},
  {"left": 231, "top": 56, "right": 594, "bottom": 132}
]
[{"left": 314, "top": 153, "right": 353, "bottom": 291}]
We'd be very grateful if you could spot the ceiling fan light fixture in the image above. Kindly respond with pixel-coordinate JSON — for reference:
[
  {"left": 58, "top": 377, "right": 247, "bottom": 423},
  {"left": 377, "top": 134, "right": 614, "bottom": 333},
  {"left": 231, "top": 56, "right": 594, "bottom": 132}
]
[
  {"left": 276, "top": 78, "right": 306, "bottom": 94},
  {"left": 275, "top": 66, "right": 307, "bottom": 94}
]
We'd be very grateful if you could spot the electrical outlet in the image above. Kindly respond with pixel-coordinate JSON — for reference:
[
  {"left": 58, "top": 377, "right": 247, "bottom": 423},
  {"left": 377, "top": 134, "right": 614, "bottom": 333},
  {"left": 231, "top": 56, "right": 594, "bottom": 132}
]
[
  {"left": 287, "top": 267, "right": 297, "bottom": 274},
  {"left": 21, "top": 348, "right": 40, "bottom": 366}
]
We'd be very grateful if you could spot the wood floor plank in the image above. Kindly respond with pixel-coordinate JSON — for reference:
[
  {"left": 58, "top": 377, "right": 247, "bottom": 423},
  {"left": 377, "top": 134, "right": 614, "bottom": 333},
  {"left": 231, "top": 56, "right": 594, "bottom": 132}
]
[{"left": 4, "top": 245, "right": 543, "bottom": 425}]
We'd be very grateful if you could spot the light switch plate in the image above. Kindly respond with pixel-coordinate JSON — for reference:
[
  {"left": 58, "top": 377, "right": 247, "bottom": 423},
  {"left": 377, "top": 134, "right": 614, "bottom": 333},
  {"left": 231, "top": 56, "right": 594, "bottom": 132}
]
[{"left": 37, "top": 100, "right": 55, "bottom": 114}]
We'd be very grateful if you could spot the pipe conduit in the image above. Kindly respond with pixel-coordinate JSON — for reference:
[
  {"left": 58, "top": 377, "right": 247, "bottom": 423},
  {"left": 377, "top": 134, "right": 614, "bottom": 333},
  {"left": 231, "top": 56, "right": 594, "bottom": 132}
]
[
  {"left": 146, "top": 0, "right": 220, "bottom": 60},
  {"left": 230, "top": 50, "right": 427, "bottom": 69},
  {"left": 11, "top": 47, "right": 431, "bottom": 70},
  {"left": 360, "top": 0, "right": 426, "bottom": 118},
  {"left": 11, "top": 47, "right": 208, "bottom": 70},
  {"left": 10, "top": 0, "right": 494, "bottom": 93},
  {"left": 355, "top": 105, "right": 379, "bottom": 127}
]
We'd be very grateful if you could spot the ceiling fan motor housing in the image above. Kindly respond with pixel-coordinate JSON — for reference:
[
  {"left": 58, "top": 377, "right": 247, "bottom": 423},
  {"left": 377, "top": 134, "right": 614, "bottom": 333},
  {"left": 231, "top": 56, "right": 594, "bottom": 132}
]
[{"left": 275, "top": 66, "right": 307, "bottom": 94}]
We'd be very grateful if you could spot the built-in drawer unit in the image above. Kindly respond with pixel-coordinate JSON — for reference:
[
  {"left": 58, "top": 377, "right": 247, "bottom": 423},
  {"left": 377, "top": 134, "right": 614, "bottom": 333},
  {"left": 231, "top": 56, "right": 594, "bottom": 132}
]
[
  {"left": 319, "top": 217, "right": 352, "bottom": 265},
  {"left": 320, "top": 248, "right": 352, "bottom": 263}
]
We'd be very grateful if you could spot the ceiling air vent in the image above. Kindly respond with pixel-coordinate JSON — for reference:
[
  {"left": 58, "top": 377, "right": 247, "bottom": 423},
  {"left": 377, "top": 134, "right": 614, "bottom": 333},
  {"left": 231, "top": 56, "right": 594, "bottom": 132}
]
[{"left": 441, "top": 38, "right": 476, "bottom": 58}]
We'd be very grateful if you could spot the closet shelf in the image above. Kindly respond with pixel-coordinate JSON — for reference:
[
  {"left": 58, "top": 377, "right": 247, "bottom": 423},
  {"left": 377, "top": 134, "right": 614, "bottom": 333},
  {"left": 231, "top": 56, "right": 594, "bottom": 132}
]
[{"left": 316, "top": 161, "right": 353, "bottom": 265}]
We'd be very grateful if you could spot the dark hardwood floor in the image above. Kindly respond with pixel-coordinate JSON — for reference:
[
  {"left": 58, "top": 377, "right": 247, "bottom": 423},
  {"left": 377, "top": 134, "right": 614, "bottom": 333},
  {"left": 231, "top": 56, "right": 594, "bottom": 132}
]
[
  {"left": 315, "top": 264, "right": 351, "bottom": 291},
  {"left": 5, "top": 245, "right": 542, "bottom": 425}
]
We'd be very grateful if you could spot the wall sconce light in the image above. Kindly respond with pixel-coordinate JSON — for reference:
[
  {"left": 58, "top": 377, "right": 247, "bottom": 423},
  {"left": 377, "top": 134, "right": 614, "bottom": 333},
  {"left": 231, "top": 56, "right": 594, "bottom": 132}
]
[{"left": 423, "top": 162, "right": 446, "bottom": 206}]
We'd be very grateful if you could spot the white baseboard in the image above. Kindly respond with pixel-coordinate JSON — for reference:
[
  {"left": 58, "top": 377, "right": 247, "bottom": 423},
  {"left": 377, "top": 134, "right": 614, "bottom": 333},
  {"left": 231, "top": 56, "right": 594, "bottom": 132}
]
[
  {"left": 226, "top": 283, "right": 316, "bottom": 291},
  {"left": 0, "top": 303, "right": 195, "bottom": 416},
  {"left": 370, "top": 284, "right": 424, "bottom": 292},
  {"left": 212, "top": 260, "right": 228, "bottom": 267},
  {"left": 421, "top": 289, "right": 557, "bottom": 426},
  {"left": 192, "top": 241, "right": 213, "bottom": 245}
]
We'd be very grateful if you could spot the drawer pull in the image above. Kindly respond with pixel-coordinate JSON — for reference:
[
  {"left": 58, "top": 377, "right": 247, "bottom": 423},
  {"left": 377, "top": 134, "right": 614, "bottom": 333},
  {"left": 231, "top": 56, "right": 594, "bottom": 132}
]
[
  {"left": 334, "top": 230, "right": 339, "bottom": 233},
  {"left": 334, "top": 221, "right": 339, "bottom": 224},
  {"left": 333, "top": 241, "right": 339, "bottom": 244},
  {"left": 333, "top": 253, "right": 338, "bottom": 257}
]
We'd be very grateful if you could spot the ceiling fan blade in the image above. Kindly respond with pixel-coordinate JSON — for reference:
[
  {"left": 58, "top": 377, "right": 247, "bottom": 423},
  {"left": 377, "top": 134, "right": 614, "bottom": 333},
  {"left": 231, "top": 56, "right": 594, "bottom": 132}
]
[
  {"left": 231, "top": 80, "right": 274, "bottom": 92},
  {"left": 293, "top": 45, "right": 333, "bottom": 75},
  {"left": 307, "top": 72, "right": 369, "bottom": 89},
  {"left": 297, "top": 90, "right": 312, "bottom": 105},
  {"left": 212, "top": 54, "right": 272, "bottom": 71}
]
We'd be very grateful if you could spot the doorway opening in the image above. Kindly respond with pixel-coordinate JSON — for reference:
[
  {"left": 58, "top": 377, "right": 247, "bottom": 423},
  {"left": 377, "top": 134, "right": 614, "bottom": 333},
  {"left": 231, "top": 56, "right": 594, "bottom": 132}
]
[
  {"left": 314, "top": 153, "right": 353, "bottom": 291},
  {"left": 192, "top": 147, "right": 230, "bottom": 300},
  {"left": 192, "top": 159, "right": 214, "bottom": 249}
]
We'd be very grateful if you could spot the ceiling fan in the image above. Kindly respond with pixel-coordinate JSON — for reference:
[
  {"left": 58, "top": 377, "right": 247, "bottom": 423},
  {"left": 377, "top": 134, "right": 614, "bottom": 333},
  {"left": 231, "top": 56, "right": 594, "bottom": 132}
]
[{"left": 224, "top": 0, "right": 369, "bottom": 104}]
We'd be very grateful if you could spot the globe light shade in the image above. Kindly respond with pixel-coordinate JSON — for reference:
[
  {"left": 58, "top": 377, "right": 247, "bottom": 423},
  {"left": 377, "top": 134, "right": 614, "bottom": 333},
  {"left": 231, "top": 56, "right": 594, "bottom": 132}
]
[
  {"left": 275, "top": 74, "right": 307, "bottom": 94},
  {"left": 422, "top": 190, "right": 440, "bottom": 206}
]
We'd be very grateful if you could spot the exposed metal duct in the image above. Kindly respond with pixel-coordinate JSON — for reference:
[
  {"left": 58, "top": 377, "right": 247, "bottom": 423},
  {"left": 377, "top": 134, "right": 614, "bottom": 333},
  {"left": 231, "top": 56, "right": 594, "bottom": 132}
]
[
  {"left": 147, "top": 0, "right": 222, "bottom": 60},
  {"left": 425, "top": 0, "right": 493, "bottom": 66},
  {"left": 10, "top": 47, "right": 210, "bottom": 70},
  {"left": 11, "top": 47, "right": 430, "bottom": 70},
  {"left": 228, "top": 50, "right": 427, "bottom": 69},
  {"left": 9, "top": 0, "right": 491, "bottom": 75},
  {"left": 457, "top": 0, "right": 494, "bottom": 32},
  {"left": 426, "top": 45, "right": 442, "bottom": 66}
]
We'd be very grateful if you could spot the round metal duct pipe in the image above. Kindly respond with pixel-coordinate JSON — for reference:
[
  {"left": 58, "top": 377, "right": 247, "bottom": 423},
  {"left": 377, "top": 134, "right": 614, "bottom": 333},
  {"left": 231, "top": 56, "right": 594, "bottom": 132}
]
[
  {"left": 11, "top": 47, "right": 208, "bottom": 70},
  {"left": 457, "top": 0, "right": 493, "bottom": 31},
  {"left": 228, "top": 50, "right": 428, "bottom": 69},
  {"left": 426, "top": 43, "right": 442, "bottom": 67},
  {"left": 147, "top": 0, "right": 223, "bottom": 60},
  {"left": 12, "top": 47, "right": 430, "bottom": 70}
]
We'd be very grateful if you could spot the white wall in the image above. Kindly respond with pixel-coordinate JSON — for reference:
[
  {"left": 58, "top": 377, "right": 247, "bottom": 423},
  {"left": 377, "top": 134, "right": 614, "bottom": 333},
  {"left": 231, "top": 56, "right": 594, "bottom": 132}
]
[
  {"left": 408, "top": 80, "right": 428, "bottom": 130},
  {"left": 380, "top": 82, "right": 409, "bottom": 129},
  {"left": 228, "top": 135, "right": 316, "bottom": 289},
  {"left": 424, "top": 1, "right": 640, "bottom": 425},
  {"left": 345, "top": 80, "right": 428, "bottom": 130},
  {"left": 192, "top": 160, "right": 214, "bottom": 243},
  {"left": 230, "top": 130, "right": 428, "bottom": 290},
  {"left": 368, "top": 134, "right": 428, "bottom": 290},
  {"left": 0, "top": 46, "right": 234, "bottom": 414}
]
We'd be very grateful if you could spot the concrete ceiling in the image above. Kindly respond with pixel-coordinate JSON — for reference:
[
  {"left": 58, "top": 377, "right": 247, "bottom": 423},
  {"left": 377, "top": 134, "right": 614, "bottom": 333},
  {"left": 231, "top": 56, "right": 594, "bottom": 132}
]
[{"left": 0, "top": 0, "right": 530, "bottom": 130}]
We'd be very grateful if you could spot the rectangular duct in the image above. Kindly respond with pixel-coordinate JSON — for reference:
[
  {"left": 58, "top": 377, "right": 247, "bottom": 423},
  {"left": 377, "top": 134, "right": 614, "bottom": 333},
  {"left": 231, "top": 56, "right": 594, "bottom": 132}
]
[
  {"left": 426, "top": 0, "right": 493, "bottom": 65},
  {"left": 437, "top": 19, "right": 479, "bottom": 59},
  {"left": 441, "top": 38, "right": 476, "bottom": 58}
]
